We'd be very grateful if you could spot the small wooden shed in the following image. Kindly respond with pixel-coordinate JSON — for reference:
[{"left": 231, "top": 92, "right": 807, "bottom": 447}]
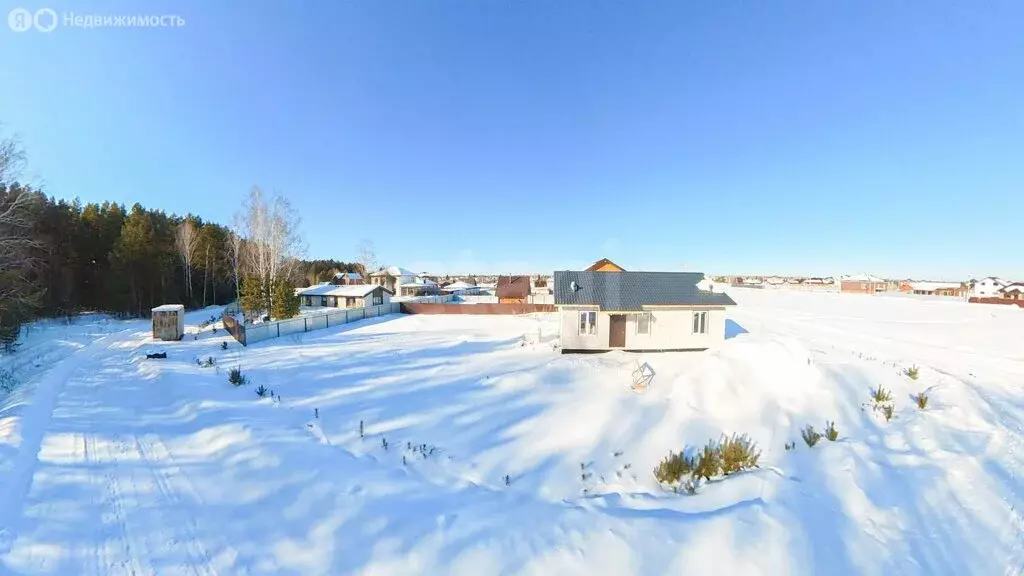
[{"left": 151, "top": 304, "right": 185, "bottom": 341}]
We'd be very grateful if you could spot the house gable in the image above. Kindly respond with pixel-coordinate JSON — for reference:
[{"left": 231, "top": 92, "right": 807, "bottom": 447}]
[{"left": 585, "top": 258, "right": 626, "bottom": 272}]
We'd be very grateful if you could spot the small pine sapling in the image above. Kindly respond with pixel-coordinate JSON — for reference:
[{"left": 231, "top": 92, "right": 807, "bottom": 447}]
[
  {"left": 825, "top": 421, "right": 839, "bottom": 441},
  {"left": 255, "top": 385, "right": 268, "bottom": 398},
  {"left": 382, "top": 437, "right": 388, "bottom": 450},
  {"left": 871, "top": 385, "right": 893, "bottom": 404},
  {"left": 905, "top": 365, "right": 920, "bottom": 380},
  {"left": 801, "top": 424, "right": 822, "bottom": 448},
  {"left": 359, "top": 420, "right": 364, "bottom": 438},
  {"left": 505, "top": 475, "right": 511, "bottom": 486},
  {"left": 916, "top": 392, "right": 929, "bottom": 409},
  {"left": 402, "top": 455, "right": 407, "bottom": 465},
  {"left": 784, "top": 441, "right": 795, "bottom": 451},
  {"left": 221, "top": 341, "right": 228, "bottom": 350},
  {"left": 314, "top": 408, "right": 319, "bottom": 419},
  {"left": 228, "top": 367, "right": 247, "bottom": 386}
]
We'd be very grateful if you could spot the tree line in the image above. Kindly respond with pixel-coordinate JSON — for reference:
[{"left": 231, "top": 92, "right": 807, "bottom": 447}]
[{"left": 0, "top": 131, "right": 371, "bottom": 349}]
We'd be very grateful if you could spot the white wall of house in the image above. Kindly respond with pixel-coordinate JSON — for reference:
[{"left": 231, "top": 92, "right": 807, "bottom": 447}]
[
  {"left": 301, "top": 287, "right": 391, "bottom": 309},
  {"left": 972, "top": 278, "right": 1007, "bottom": 298},
  {"left": 558, "top": 307, "right": 728, "bottom": 351}
]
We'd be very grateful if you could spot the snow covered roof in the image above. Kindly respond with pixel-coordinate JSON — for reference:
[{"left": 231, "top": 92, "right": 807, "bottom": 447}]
[
  {"left": 975, "top": 277, "right": 1008, "bottom": 286},
  {"left": 297, "top": 284, "right": 391, "bottom": 297},
  {"left": 151, "top": 304, "right": 184, "bottom": 312},
  {"left": 1000, "top": 283, "right": 1024, "bottom": 293},
  {"left": 334, "top": 272, "right": 363, "bottom": 281},
  {"left": 909, "top": 281, "right": 963, "bottom": 292},
  {"left": 843, "top": 274, "right": 886, "bottom": 283},
  {"left": 441, "top": 281, "right": 478, "bottom": 291},
  {"left": 368, "top": 266, "right": 417, "bottom": 278}
]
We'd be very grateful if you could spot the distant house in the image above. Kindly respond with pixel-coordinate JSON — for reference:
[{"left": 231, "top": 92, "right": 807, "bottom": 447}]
[
  {"left": 441, "top": 280, "right": 483, "bottom": 295},
  {"left": 553, "top": 270, "right": 737, "bottom": 352},
  {"left": 971, "top": 277, "right": 1008, "bottom": 298},
  {"left": 368, "top": 266, "right": 439, "bottom": 297},
  {"left": 297, "top": 284, "right": 393, "bottom": 309},
  {"left": 903, "top": 281, "right": 967, "bottom": 297},
  {"left": 765, "top": 277, "right": 785, "bottom": 286},
  {"left": 496, "top": 275, "right": 531, "bottom": 303},
  {"left": 329, "top": 271, "right": 363, "bottom": 285},
  {"left": 585, "top": 258, "right": 626, "bottom": 272},
  {"left": 999, "top": 283, "right": 1024, "bottom": 301},
  {"left": 841, "top": 274, "right": 887, "bottom": 294}
]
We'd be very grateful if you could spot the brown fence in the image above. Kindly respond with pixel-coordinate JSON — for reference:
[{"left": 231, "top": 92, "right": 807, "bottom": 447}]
[
  {"left": 969, "top": 297, "right": 1024, "bottom": 308},
  {"left": 221, "top": 313, "right": 247, "bottom": 345},
  {"left": 401, "top": 303, "right": 556, "bottom": 315}
]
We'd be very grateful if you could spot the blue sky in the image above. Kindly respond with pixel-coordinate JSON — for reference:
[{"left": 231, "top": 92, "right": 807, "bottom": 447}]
[{"left": 2, "top": 0, "right": 1022, "bottom": 279}]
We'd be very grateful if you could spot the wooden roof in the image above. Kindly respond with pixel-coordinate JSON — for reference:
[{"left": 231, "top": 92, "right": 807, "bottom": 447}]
[
  {"left": 585, "top": 258, "right": 625, "bottom": 272},
  {"left": 496, "top": 275, "right": 531, "bottom": 298}
]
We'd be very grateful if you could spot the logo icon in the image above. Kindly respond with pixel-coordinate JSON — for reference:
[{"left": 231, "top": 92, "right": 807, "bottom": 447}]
[
  {"left": 8, "top": 7, "right": 59, "bottom": 32},
  {"left": 8, "top": 7, "right": 33, "bottom": 32},
  {"left": 34, "top": 8, "right": 56, "bottom": 32}
]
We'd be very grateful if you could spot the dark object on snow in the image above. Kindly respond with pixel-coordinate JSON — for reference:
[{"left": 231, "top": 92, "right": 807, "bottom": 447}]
[{"left": 146, "top": 352, "right": 167, "bottom": 359}]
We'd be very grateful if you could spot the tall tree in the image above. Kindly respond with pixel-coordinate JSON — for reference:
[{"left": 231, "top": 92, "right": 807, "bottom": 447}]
[
  {"left": 356, "top": 239, "right": 377, "bottom": 278},
  {"left": 175, "top": 218, "right": 199, "bottom": 303}
]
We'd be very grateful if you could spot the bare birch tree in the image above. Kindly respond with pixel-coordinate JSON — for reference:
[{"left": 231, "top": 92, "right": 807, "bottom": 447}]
[
  {"left": 236, "top": 186, "right": 305, "bottom": 316},
  {"left": 226, "top": 225, "right": 243, "bottom": 307},
  {"left": 175, "top": 219, "right": 199, "bottom": 302},
  {"left": 0, "top": 133, "right": 41, "bottom": 345},
  {"left": 356, "top": 239, "right": 377, "bottom": 278}
]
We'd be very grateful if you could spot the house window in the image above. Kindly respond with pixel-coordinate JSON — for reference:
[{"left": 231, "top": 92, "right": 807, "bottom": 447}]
[
  {"left": 372, "top": 293, "right": 383, "bottom": 306},
  {"left": 692, "top": 311, "right": 708, "bottom": 334},
  {"left": 579, "top": 311, "right": 597, "bottom": 335},
  {"left": 347, "top": 297, "right": 356, "bottom": 307},
  {"left": 304, "top": 296, "right": 312, "bottom": 306},
  {"left": 320, "top": 296, "right": 328, "bottom": 306},
  {"left": 636, "top": 313, "right": 651, "bottom": 335}
]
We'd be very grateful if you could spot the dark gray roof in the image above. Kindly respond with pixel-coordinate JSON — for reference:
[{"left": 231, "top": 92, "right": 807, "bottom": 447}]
[{"left": 553, "top": 271, "right": 736, "bottom": 310}]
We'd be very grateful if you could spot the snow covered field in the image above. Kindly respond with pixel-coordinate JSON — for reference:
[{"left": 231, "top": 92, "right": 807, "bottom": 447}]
[{"left": 0, "top": 292, "right": 1022, "bottom": 574}]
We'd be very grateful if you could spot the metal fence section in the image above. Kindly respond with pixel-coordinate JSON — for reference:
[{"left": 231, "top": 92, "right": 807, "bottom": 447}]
[
  {"left": 454, "top": 294, "right": 554, "bottom": 305},
  {"left": 220, "top": 295, "right": 458, "bottom": 346}
]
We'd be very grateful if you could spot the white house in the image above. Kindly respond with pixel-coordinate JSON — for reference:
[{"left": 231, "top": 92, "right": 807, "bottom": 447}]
[
  {"left": 297, "top": 284, "right": 393, "bottom": 309},
  {"left": 441, "top": 281, "right": 483, "bottom": 295},
  {"left": 368, "top": 266, "right": 439, "bottom": 297},
  {"left": 553, "top": 270, "right": 737, "bottom": 352},
  {"left": 970, "top": 277, "right": 1008, "bottom": 298}
]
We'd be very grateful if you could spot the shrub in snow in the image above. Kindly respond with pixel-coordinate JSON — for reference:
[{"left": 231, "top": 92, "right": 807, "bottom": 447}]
[
  {"left": 916, "top": 392, "right": 929, "bottom": 409},
  {"left": 359, "top": 420, "right": 364, "bottom": 438},
  {"left": 382, "top": 437, "right": 388, "bottom": 450},
  {"left": 801, "top": 425, "right": 822, "bottom": 448},
  {"left": 255, "top": 385, "right": 268, "bottom": 398},
  {"left": 784, "top": 441, "right": 795, "bottom": 451},
  {"left": 653, "top": 450, "right": 695, "bottom": 485},
  {"left": 882, "top": 404, "right": 895, "bottom": 421},
  {"left": 203, "top": 356, "right": 216, "bottom": 368},
  {"left": 0, "top": 369, "right": 17, "bottom": 393},
  {"left": 228, "top": 367, "right": 247, "bottom": 386},
  {"left": 221, "top": 341, "right": 228, "bottom": 350},
  {"left": 719, "top": 434, "right": 761, "bottom": 475},
  {"left": 905, "top": 365, "right": 920, "bottom": 380},
  {"left": 505, "top": 474, "right": 511, "bottom": 486},
  {"left": 694, "top": 440, "right": 721, "bottom": 482},
  {"left": 871, "top": 385, "right": 893, "bottom": 404},
  {"left": 825, "top": 421, "right": 839, "bottom": 441}
]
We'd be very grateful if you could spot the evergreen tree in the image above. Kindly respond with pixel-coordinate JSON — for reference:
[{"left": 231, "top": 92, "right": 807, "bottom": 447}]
[
  {"left": 270, "top": 276, "right": 300, "bottom": 320},
  {"left": 239, "top": 274, "right": 267, "bottom": 320}
]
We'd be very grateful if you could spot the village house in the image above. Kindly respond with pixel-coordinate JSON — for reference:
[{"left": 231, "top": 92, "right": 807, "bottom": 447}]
[
  {"left": 368, "top": 266, "right": 440, "bottom": 297},
  {"left": 296, "top": 284, "right": 393, "bottom": 309},
  {"left": 970, "top": 277, "right": 1009, "bottom": 298},
  {"left": 496, "top": 275, "right": 531, "bottom": 303},
  {"left": 999, "top": 283, "right": 1024, "bottom": 301},
  {"left": 841, "top": 274, "right": 888, "bottom": 294},
  {"left": 553, "top": 270, "right": 737, "bottom": 352},
  {"left": 329, "top": 271, "right": 363, "bottom": 285},
  {"left": 900, "top": 281, "right": 967, "bottom": 297}
]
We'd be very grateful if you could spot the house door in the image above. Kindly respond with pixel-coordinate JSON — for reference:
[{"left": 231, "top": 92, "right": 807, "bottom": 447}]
[{"left": 609, "top": 314, "right": 626, "bottom": 348}]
